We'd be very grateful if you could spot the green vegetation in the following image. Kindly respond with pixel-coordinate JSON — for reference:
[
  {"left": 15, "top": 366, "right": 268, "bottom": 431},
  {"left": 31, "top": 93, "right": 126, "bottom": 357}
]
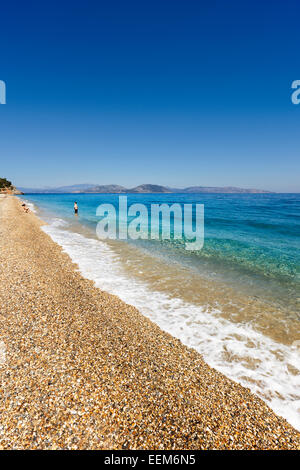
[{"left": 0, "top": 178, "right": 13, "bottom": 189}]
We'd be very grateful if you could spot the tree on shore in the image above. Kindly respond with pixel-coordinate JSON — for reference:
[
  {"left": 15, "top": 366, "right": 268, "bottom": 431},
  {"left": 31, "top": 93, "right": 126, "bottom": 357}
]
[{"left": 0, "top": 178, "right": 13, "bottom": 189}]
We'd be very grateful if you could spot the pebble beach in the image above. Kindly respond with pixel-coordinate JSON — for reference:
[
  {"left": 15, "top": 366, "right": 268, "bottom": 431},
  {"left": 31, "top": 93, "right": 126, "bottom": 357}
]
[{"left": 0, "top": 194, "right": 299, "bottom": 450}]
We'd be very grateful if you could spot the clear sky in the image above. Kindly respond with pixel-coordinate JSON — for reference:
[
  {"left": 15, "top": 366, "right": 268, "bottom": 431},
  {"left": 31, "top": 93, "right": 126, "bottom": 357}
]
[{"left": 0, "top": 1, "right": 299, "bottom": 192}]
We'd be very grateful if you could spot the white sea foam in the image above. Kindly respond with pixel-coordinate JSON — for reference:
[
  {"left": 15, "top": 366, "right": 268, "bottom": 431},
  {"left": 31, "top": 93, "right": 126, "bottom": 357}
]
[
  {"left": 43, "top": 221, "right": 300, "bottom": 431},
  {"left": 20, "top": 198, "right": 37, "bottom": 213},
  {"left": 0, "top": 340, "right": 6, "bottom": 366}
]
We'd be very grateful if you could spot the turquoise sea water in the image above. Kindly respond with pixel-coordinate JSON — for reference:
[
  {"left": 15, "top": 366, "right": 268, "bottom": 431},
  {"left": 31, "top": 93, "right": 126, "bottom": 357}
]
[
  {"left": 20, "top": 193, "right": 300, "bottom": 429},
  {"left": 22, "top": 193, "right": 300, "bottom": 312}
]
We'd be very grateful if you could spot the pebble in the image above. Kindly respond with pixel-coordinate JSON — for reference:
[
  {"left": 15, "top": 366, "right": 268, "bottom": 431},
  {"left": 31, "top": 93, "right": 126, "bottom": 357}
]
[{"left": 0, "top": 195, "right": 299, "bottom": 450}]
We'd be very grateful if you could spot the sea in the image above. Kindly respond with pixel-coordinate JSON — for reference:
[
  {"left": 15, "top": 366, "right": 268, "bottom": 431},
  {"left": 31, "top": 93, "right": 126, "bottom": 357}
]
[{"left": 19, "top": 193, "right": 300, "bottom": 430}]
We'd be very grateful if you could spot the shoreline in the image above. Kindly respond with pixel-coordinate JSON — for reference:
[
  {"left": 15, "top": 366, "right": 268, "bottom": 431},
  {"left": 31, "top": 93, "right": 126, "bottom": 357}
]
[
  {"left": 0, "top": 195, "right": 299, "bottom": 449},
  {"left": 25, "top": 194, "right": 300, "bottom": 431}
]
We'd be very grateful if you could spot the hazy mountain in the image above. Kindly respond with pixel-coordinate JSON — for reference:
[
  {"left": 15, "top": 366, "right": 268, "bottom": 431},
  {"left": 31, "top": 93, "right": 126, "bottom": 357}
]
[
  {"left": 85, "top": 185, "right": 128, "bottom": 193},
  {"left": 182, "top": 186, "right": 271, "bottom": 193},
  {"left": 18, "top": 184, "right": 96, "bottom": 193},
  {"left": 18, "top": 183, "right": 272, "bottom": 194},
  {"left": 129, "top": 184, "right": 171, "bottom": 193}
]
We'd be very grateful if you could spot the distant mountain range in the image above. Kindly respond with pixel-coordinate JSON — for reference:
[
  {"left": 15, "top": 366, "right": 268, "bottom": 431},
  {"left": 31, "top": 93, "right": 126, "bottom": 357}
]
[{"left": 18, "top": 183, "right": 272, "bottom": 194}]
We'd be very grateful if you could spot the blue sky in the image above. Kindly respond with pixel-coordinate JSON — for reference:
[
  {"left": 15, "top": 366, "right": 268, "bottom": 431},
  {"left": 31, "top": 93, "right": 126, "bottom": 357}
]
[{"left": 0, "top": 1, "right": 299, "bottom": 192}]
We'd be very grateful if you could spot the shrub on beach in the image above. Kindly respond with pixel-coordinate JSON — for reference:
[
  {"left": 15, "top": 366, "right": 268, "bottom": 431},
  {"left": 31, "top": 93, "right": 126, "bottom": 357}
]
[{"left": 0, "top": 178, "right": 13, "bottom": 189}]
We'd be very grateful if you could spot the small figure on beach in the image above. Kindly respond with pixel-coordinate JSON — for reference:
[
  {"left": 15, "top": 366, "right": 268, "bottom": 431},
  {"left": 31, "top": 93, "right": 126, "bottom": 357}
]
[
  {"left": 74, "top": 201, "right": 78, "bottom": 215},
  {"left": 21, "top": 203, "right": 29, "bottom": 213}
]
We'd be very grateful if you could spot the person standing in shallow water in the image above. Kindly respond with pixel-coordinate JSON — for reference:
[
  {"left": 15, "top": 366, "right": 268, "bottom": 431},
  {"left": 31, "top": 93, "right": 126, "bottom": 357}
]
[{"left": 74, "top": 201, "right": 78, "bottom": 215}]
